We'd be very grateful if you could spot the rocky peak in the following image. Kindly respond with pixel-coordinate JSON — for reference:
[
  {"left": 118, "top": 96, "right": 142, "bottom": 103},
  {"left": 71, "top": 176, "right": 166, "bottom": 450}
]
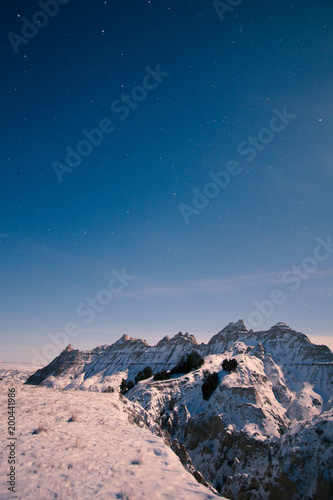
[
  {"left": 220, "top": 319, "right": 248, "bottom": 334},
  {"left": 156, "top": 336, "right": 170, "bottom": 347},
  {"left": 206, "top": 319, "right": 248, "bottom": 353},
  {"left": 115, "top": 334, "right": 148, "bottom": 347},
  {"left": 119, "top": 334, "right": 134, "bottom": 342},
  {"left": 269, "top": 322, "right": 292, "bottom": 331},
  {"left": 171, "top": 332, "right": 198, "bottom": 345}
]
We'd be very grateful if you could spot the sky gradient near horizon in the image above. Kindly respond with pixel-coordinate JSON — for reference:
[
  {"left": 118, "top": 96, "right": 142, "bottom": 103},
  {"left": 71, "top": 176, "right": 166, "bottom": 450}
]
[{"left": 1, "top": 0, "right": 333, "bottom": 363}]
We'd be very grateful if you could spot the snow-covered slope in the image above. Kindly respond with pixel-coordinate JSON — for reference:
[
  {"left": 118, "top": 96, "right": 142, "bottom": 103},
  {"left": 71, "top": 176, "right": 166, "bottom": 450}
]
[
  {"left": 25, "top": 321, "right": 333, "bottom": 499},
  {"left": 0, "top": 367, "right": 223, "bottom": 500}
]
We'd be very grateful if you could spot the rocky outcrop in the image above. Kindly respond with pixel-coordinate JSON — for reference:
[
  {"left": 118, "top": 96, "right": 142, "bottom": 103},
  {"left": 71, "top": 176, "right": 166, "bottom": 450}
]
[{"left": 125, "top": 323, "right": 333, "bottom": 500}]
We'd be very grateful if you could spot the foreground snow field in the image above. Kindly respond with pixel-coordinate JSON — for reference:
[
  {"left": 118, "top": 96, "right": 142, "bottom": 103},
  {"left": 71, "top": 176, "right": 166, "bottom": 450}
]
[{"left": 0, "top": 364, "right": 224, "bottom": 500}]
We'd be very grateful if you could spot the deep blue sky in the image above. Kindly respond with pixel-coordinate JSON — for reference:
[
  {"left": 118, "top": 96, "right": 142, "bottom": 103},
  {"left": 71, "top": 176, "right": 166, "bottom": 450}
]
[{"left": 1, "top": 0, "right": 332, "bottom": 363}]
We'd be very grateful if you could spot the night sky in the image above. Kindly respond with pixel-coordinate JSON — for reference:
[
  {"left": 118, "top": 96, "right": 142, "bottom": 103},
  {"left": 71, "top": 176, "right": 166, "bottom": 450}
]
[{"left": 1, "top": 0, "right": 333, "bottom": 363}]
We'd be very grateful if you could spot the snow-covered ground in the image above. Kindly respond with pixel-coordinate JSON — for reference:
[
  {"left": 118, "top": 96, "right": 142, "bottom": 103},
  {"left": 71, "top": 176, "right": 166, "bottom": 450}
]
[{"left": 0, "top": 365, "right": 224, "bottom": 500}]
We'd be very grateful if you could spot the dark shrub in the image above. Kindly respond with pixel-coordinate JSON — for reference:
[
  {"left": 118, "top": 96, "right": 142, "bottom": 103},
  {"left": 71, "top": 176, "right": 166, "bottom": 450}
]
[
  {"left": 153, "top": 370, "right": 171, "bottom": 381},
  {"left": 135, "top": 366, "right": 153, "bottom": 384},
  {"left": 143, "top": 366, "right": 153, "bottom": 378},
  {"left": 127, "top": 380, "right": 134, "bottom": 391},
  {"left": 170, "top": 351, "right": 204, "bottom": 375},
  {"left": 120, "top": 378, "right": 134, "bottom": 394},
  {"left": 104, "top": 386, "right": 114, "bottom": 393},
  {"left": 202, "top": 371, "right": 219, "bottom": 400},
  {"left": 120, "top": 378, "right": 127, "bottom": 394},
  {"left": 222, "top": 358, "right": 238, "bottom": 372},
  {"left": 32, "top": 424, "right": 47, "bottom": 434}
]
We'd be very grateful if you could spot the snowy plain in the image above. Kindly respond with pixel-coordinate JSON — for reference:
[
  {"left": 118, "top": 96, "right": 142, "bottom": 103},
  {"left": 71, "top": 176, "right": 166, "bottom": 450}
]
[{"left": 0, "top": 363, "right": 224, "bottom": 500}]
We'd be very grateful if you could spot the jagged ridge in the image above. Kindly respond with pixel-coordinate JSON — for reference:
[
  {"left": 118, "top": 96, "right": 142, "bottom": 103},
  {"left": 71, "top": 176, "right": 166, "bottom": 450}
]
[{"left": 26, "top": 320, "right": 333, "bottom": 392}]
